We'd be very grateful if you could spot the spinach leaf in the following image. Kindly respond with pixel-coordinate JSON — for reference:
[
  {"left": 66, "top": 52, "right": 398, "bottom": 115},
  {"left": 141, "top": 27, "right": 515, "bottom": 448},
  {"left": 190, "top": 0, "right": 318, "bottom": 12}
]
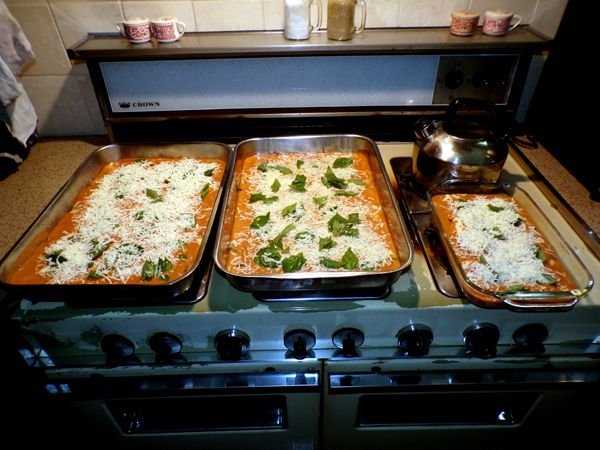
[
  {"left": 141, "top": 260, "right": 157, "bottom": 281},
  {"left": 341, "top": 248, "right": 359, "bottom": 269},
  {"left": 328, "top": 213, "right": 360, "bottom": 237},
  {"left": 254, "top": 246, "right": 281, "bottom": 268}
]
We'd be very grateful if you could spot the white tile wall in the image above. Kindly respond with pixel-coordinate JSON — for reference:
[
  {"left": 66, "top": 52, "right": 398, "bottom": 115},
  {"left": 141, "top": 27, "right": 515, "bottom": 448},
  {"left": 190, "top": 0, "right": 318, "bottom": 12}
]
[
  {"left": 398, "top": 0, "right": 469, "bottom": 28},
  {"left": 122, "top": 1, "right": 196, "bottom": 30},
  {"left": 4, "top": 0, "right": 569, "bottom": 137}
]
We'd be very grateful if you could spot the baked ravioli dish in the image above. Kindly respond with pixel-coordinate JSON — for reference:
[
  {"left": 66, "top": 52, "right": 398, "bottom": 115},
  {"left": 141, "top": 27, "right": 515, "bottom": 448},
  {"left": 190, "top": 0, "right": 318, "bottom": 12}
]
[
  {"left": 9, "top": 157, "right": 225, "bottom": 285},
  {"left": 225, "top": 151, "right": 401, "bottom": 275},
  {"left": 431, "top": 193, "right": 575, "bottom": 295}
]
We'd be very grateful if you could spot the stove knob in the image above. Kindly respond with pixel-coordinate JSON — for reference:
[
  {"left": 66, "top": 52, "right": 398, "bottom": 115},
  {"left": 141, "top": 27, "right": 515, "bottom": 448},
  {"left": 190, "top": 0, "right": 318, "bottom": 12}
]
[
  {"left": 214, "top": 329, "right": 250, "bottom": 361},
  {"left": 396, "top": 324, "right": 433, "bottom": 356},
  {"left": 149, "top": 332, "right": 183, "bottom": 358},
  {"left": 284, "top": 329, "right": 316, "bottom": 360},
  {"left": 512, "top": 323, "right": 548, "bottom": 355},
  {"left": 333, "top": 327, "right": 364, "bottom": 358},
  {"left": 463, "top": 323, "right": 499, "bottom": 359},
  {"left": 101, "top": 334, "right": 135, "bottom": 359},
  {"left": 444, "top": 69, "right": 464, "bottom": 89}
]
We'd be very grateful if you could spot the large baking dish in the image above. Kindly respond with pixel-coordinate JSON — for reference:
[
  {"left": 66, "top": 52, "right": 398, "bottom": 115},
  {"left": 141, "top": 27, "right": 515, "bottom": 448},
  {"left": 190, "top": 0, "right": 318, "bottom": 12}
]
[
  {"left": 213, "top": 134, "right": 413, "bottom": 292},
  {"left": 0, "top": 142, "right": 231, "bottom": 303},
  {"left": 427, "top": 180, "right": 594, "bottom": 311}
]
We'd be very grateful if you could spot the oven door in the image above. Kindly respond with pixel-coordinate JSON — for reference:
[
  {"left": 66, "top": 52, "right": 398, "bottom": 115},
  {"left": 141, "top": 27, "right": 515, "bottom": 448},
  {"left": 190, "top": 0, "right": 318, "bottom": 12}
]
[
  {"left": 323, "top": 355, "right": 600, "bottom": 450},
  {"left": 38, "top": 360, "right": 321, "bottom": 450}
]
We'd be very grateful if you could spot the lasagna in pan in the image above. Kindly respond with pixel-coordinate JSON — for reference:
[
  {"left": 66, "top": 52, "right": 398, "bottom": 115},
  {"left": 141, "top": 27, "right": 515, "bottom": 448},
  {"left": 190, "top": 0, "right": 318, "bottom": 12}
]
[
  {"left": 431, "top": 192, "right": 576, "bottom": 295},
  {"left": 225, "top": 151, "right": 401, "bottom": 275},
  {"left": 9, "top": 157, "right": 225, "bottom": 285}
]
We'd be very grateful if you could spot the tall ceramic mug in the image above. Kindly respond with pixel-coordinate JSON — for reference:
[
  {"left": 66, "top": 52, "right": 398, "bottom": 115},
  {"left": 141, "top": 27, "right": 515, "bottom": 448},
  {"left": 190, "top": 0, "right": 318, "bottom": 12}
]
[
  {"left": 327, "top": 0, "right": 367, "bottom": 41},
  {"left": 116, "top": 17, "right": 151, "bottom": 43},
  {"left": 482, "top": 10, "right": 522, "bottom": 36},
  {"left": 284, "top": 0, "right": 323, "bottom": 40},
  {"left": 151, "top": 16, "right": 186, "bottom": 42}
]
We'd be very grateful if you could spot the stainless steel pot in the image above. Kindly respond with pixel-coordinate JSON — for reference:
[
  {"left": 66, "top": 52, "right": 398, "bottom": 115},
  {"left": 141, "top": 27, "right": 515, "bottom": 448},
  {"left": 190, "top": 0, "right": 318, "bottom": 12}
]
[{"left": 411, "top": 98, "right": 509, "bottom": 189}]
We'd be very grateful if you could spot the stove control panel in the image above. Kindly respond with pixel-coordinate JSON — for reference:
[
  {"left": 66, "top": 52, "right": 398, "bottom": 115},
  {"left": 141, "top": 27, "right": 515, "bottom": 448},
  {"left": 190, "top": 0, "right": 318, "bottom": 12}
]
[{"left": 433, "top": 55, "right": 519, "bottom": 105}]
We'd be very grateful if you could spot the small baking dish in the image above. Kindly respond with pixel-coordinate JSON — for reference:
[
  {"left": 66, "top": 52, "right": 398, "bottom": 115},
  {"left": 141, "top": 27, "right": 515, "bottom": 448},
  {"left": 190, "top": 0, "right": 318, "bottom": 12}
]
[
  {"left": 0, "top": 142, "right": 231, "bottom": 303},
  {"left": 213, "top": 134, "right": 413, "bottom": 293},
  {"left": 427, "top": 180, "right": 593, "bottom": 311}
]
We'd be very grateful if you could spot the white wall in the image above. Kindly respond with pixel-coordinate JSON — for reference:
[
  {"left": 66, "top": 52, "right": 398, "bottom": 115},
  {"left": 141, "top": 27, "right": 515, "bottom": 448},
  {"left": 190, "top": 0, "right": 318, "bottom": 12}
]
[{"left": 5, "top": 0, "right": 567, "bottom": 137}]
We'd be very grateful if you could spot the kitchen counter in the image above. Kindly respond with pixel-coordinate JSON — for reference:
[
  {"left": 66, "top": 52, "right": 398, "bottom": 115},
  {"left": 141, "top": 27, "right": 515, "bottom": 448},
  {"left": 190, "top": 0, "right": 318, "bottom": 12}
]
[{"left": 0, "top": 136, "right": 598, "bottom": 262}]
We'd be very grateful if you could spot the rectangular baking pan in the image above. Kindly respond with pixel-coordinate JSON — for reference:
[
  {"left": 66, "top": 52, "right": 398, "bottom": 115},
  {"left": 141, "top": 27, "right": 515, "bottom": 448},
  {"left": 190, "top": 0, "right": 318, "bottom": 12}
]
[
  {"left": 0, "top": 142, "right": 231, "bottom": 303},
  {"left": 213, "top": 134, "right": 413, "bottom": 292},
  {"left": 427, "top": 180, "right": 594, "bottom": 311}
]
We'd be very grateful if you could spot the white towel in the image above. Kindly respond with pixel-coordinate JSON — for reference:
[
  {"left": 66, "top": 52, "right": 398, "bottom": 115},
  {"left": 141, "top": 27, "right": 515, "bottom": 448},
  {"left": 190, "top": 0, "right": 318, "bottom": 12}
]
[{"left": 0, "top": 0, "right": 37, "bottom": 147}]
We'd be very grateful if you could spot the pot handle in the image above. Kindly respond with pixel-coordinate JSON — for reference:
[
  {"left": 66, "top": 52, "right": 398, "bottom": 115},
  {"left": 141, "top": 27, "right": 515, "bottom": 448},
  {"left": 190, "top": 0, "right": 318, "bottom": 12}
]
[{"left": 446, "top": 97, "right": 498, "bottom": 120}]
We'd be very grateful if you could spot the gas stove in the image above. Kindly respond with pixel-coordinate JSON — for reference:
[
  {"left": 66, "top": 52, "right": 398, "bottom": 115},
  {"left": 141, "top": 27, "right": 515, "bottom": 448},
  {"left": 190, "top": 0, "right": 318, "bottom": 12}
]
[{"left": 5, "top": 142, "right": 600, "bottom": 450}]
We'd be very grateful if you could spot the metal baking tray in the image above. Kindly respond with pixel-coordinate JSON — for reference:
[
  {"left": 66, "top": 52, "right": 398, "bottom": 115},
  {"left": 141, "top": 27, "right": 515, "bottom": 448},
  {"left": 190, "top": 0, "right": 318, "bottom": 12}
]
[
  {"left": 0, "top": 142, "right": 231, "bottom": 303},
  {"left": 427, "top": 180, "right": 594, "bottom": 311},
  {"left": 213, "top": 134, "right": 414, "bottom": 292}
]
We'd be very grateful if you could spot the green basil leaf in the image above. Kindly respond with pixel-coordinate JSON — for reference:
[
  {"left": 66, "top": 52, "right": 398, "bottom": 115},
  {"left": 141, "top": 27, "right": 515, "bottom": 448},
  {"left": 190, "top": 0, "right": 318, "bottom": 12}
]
[
  {"left": 134, "top": 211, "right": 144, "bottom": 221},
  {"left": 204, "top": 168, "right": 215, "bottom": 176},
  {"left": 45, "top": 249, "right": 67, "bottom": 266},
  {"left": 296, "top": 160, "right": 304, "bottom": 169},
  {"left": 250, "top": 192, "right": 279, "bottom": 204},
  {"left": 348, "top": 178, "right": 367, "bottom": 186},
  {"left": 271, "top": 178, "right": 281, "bottom": 193},
  {"left": 290, "top": 174, "right": 307, "bottom": 192},
  {"left": 118, "top": 243, "right": 144, "bottom": 256},
  {"left": 487, "top": 203, "right": 504, "bottom": 212},
  {"left": 479, "top": 255, "right": 488, "bottom": 265},
  {"left": 328, "top": 213, "right": 360, "bottom": 237},
  {"left": 272, "top": 164, "right": 293, "bottom": 175},
  {"left": 321, "top": 166, "right": 348, "bottom": 189},
  {"left": 254, "top": 246, "right": 281, "bottom": 268},
  {"left": 341, "top": 248, "right": 359, "bottom": 269},
  {"left": 87, "top": 270, "right": 104, "bottom": 279},
  {"left": 319, "top": 236, "right": 337, "bottom": 250},
  {"left": 200, "top": 183, "right": 210, "bottom": 200},
  {"left": 250, "top": 212, "right": 270, "bottom": 229},
  {"left": 332, "top": 157, "right": 353, "bottom": 168},
  {"left": 313, "top": 196, "right": 328, "bottom": 209},
  {"left": 257, "top": 161, "right": 269, "bottom": 172},
  {"left": 535, "top": 246, "right": 546, "bottom": 263},
  {"left": 502, "top": 284, "right": 526, "bottom": 294},
  {"left": 295, "top": 231, "right": 314, "bottom": 241},
  {"left": 89, "top": 239, "right": 111, "bottom": 260},
  {"left": 269, "top": 224, "right": 296, "bottom": 249},
  {"left": 158, "top": 257, "right": 173, "bottom": 274},
  {"left": 334, "top": 190, "right": 357, "bottom": 197},
  {"left": 141, "top": 260, "right": 156, "bottom": 281},
  {"left": 281, "top": 203, "right": 297, "bottom": 217},
  {"left": 538, "top": 274, "right": 558, "bottom": 285},
  {"left": 146, "top": 188, "right": 163, "bottom": 203},
  {"left": 321, "top": 258, "right": 343, "bottom": 269},
  {"left": 282, "top": 252, "right": 306, "bottom": 273}
]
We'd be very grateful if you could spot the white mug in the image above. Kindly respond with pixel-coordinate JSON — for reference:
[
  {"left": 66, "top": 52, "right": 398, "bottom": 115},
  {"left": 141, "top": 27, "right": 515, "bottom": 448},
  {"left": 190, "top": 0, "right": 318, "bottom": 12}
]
[
  {"left": 116, "top": 17, "right": 151, "bottom": 43},
  {"left": 151, "top": 16, "right": 186, "bottom": 43},
  {"left": 482, "top": 10, "right": 522, "bottom": 36}
]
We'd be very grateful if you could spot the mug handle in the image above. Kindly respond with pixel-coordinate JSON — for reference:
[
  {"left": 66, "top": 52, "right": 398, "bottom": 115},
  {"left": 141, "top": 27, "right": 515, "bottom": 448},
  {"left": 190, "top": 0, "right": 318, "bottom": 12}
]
[
  {"left": 177, "top": 21, "right": 186, "bottom": 37},
  {"left": 355, "top": 0, "right": 367, "bottom": 34},
  {"left": 116, "top": 23, "right": 125, "bottom": 36},
  {"left": 309, "top": 0, "right": 322, "bottom": 32},
  {"left": 508, "top": 14, "right": 522, "bottom": 31}
]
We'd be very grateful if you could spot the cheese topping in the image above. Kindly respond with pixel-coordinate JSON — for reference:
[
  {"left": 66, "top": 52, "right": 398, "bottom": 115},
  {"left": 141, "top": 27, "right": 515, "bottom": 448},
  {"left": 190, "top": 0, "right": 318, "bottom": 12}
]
[
  {"left": 12, "top": 157, "right": 224, "bottom": 285},
  {"left": 225, "top": 151, "right": 400, "bottom": 274},
  {"left": 433, "top": 193, "right": 574, "bottom": 293}
]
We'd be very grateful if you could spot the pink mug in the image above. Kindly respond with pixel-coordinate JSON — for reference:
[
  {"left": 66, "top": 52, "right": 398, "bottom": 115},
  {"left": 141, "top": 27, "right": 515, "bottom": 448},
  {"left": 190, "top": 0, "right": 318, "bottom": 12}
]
[
  {"left": 116, "top": 17, "right": 151, "bottom": 43},
  {"left": 450, "top": 10, "right": 480, "bottom": 36},
  {"left": 151, "top": 16, "right": 186, "bottom": 43},
  {"left": 482, "top": 10, "right": 522, "bottom": 36}
]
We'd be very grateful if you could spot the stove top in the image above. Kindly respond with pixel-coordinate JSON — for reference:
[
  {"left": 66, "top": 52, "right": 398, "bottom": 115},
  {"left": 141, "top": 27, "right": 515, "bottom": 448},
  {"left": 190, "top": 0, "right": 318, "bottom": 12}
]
[{"left": 9, "top": 144, "right": 600, "bottom": 365}]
